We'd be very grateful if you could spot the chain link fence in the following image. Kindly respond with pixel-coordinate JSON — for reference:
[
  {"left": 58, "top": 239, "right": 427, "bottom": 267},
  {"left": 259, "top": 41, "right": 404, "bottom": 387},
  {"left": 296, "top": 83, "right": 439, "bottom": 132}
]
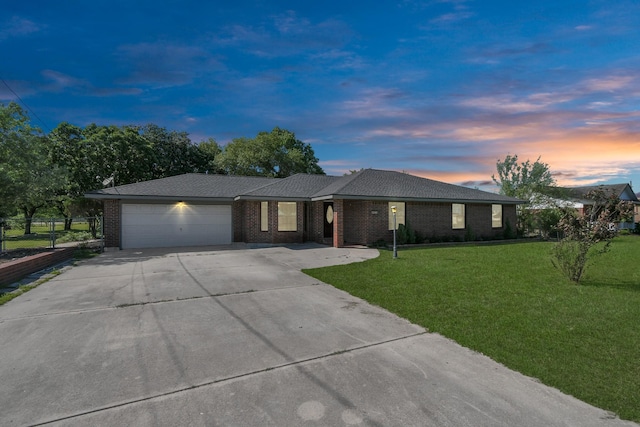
[{"left": 0, "top": 217, "right": 103, "bottom": 253}]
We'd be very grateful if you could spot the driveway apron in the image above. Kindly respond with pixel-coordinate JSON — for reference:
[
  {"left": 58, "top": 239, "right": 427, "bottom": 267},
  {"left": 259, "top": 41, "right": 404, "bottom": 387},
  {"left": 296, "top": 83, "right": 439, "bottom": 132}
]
[{"left": 0, "top": 244, "right": 636, "bottom": 427}]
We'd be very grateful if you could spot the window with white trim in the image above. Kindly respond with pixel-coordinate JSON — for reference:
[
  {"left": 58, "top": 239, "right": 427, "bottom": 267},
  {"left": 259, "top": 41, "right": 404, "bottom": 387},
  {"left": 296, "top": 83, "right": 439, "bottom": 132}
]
[
  {"left": 278, "top": 202, "right": 297, "bottom": 231},
  {"left": 388, "top": 202, "right": 406, "bottom": 230},
  {"left": 452, "top": 203, "right": 465, "bottom": 229},
  {"left": 492, "top": 204, "right": 502, "bottom": 228},
  {"left": 260, "top": 201, "right": 268, "bottom": 232}
]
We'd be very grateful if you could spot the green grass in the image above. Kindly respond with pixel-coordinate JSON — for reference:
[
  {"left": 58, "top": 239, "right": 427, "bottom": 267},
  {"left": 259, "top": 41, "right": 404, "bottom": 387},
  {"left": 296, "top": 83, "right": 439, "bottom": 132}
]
[
  {"left": 304, "top": 235, "right": 640, "bottom": 422},
  {"left": 0, "top": 283, "right": 39, "bottom": 305},
  {"left": 2, "top": 221, "right": 96, "bottom": 250}
]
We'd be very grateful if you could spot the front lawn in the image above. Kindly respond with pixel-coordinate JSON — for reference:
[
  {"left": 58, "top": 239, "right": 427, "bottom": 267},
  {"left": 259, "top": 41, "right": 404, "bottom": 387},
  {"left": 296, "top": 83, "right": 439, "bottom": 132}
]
[{"left": 304, "top": 235, "right": 640, "bottom": 422}]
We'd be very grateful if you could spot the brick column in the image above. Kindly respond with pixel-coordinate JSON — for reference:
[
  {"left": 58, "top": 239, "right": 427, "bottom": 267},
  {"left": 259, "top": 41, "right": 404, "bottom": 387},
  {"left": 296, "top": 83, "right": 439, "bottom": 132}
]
[
  {"left": 333, "top": 199, "right": 344, "bottom": 248},
  {"left": 103, "top": 199, "right": 121, "bottom": 249}
]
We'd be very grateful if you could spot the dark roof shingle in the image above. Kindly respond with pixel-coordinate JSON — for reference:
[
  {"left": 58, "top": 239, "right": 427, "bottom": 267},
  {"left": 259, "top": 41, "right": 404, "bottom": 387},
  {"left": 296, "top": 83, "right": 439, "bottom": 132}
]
[
  {"left": 85, "top": 169, "right": 523, "bottom": 204},
  {"left": 86, "top": 173, "right": 275, "bottom": 200},
  {"left": 312, "top": 169, "right": 521, "bottom": 203}
]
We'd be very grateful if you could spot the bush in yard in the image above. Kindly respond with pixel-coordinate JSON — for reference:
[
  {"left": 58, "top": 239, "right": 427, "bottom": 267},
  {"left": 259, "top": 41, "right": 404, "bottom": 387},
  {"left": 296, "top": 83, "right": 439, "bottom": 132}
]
[
  {"left": 464, "top": 226, "right": 476, "bottom": 242},
  {"left": 504, "top": 218, "right": 516, "bottom": 239},
  {"left": 551, "top": 189, "right": 633, "bottom": 283},
  {"left": 397, "top": 222, "right": 416, "bottom": 244},
  {"left": 56, "top": 231, "right": 92, "bottom": 243}
]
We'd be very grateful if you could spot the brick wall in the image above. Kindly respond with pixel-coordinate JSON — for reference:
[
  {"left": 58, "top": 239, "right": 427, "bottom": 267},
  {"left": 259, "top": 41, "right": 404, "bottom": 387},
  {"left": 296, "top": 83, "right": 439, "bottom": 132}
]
[
  {"left": 240, "top": 201, "right": 304, "bottom": 244},
  {"left": 103, "top": 199, "right": 121, "bottom": 248},
  {"left": 234, "top": 199, "right": 517, "bottom": 246},
  {"left": 309, "top": 201, "right": 324, "bottom": 244},
  {"left": 340, "top": 200, "right": 518, "bottom": 245},
  {"left": 232, "top": 201, "right": 245, "bottom": 242},
  {"left": 0, "top": 247, "right": 75, "bottom": 287}
]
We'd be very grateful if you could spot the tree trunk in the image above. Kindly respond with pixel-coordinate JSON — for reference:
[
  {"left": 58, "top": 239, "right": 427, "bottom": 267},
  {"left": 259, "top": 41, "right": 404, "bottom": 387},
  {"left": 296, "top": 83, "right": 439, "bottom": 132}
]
[
  {"left": 88, "top": 217, "right": 97, "bottom": 238},
  {"left": 64, "top": 217, "right": 73, "bottom": 230},
  {"left": 22, "top": 206, "right": 40, "bottom": 235}
]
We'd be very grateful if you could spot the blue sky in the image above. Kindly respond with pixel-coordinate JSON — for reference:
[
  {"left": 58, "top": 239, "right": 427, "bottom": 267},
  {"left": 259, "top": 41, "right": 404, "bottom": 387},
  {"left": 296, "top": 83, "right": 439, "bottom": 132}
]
[{"left": 2, "top": 0, "right": 639, "bottom": 191}]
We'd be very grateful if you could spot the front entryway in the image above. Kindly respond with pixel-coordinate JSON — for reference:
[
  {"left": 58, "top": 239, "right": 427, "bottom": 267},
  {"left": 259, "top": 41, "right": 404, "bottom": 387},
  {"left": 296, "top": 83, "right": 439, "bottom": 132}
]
[{"left": 324, "top": 202, "right": 334, "bottom": 238}]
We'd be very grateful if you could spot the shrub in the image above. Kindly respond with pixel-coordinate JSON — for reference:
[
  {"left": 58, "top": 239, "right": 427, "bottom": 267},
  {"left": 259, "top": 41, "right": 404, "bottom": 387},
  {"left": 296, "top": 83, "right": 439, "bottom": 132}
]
[
  {"left": 57, "top": 231, "right": 92, "bottom": 243},
  {"left": 551, "top": 189, "right": 633, "bottom": 283},
  {"left": 464, "top": 226, "right": 476, "bottom": 242},
  {"left": 504, "top": 218, "right": 516, "bottom": 239},
  {"left": 397, "top": 222, "right": 416, "bottom": 244}
]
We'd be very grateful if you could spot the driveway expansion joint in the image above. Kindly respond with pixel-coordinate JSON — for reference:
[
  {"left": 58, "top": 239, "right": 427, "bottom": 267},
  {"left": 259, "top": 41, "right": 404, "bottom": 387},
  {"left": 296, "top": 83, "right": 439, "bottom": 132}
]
[{"left": 27, "top": 331, "right": 428, "bottom": 426}]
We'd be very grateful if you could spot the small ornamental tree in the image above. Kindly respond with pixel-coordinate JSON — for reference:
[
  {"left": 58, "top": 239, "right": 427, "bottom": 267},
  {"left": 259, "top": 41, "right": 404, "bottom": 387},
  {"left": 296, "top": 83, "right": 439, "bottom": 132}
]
[{"left": 551, "top": 189, "right": 633, "bottom": 283}]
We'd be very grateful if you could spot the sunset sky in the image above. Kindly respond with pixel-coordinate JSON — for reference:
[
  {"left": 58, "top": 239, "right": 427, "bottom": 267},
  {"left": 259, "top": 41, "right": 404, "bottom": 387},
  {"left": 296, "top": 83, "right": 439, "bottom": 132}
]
[{"left": 2, "top": 0, "right": 639, "bottom": 192}]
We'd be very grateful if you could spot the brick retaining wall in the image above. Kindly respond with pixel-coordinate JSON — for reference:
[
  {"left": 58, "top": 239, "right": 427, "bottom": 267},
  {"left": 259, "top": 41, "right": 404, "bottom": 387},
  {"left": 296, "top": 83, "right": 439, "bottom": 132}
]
[{"left": 0, "top": 247, "right": 75, "bottom": 287}]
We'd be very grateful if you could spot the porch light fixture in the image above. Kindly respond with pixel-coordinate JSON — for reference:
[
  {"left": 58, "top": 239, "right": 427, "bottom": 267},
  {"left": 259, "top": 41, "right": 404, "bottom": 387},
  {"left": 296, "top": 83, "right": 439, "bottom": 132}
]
[{"left": 391, "top": 205, "right": 398, "bottom": 259}]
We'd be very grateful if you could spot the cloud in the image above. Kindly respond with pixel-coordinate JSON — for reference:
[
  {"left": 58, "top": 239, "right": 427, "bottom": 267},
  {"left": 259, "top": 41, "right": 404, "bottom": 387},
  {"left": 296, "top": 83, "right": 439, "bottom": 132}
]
[
  {"left": 339, "top": 87, "right": 411, "bottom": 119},
  {"left": 41, "top": 70, "right": 89, "bottom": 92},
  {"left": 0, "top": 16, "right": 42, "bottom": 41},
  {"left": 581, "top": 75, "right": 635, "bottom": 92},
  {"left": 460, "top": 92, "right": 574, "bottom": 113},
  {"left": 116, "top": 42, "right": 220, "bottom": 87},
  {"left": 213, "top": 11, "right": 354, "bottom": 59},
  {"left": 41, "top": 69, "right": 142, "bottom": 97}
]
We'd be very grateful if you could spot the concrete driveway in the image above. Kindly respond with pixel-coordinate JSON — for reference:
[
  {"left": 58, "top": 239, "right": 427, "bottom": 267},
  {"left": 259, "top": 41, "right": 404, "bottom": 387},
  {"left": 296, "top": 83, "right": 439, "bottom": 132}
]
[{"left": 0, "top": 244, "right": 636, "bottom": 427}]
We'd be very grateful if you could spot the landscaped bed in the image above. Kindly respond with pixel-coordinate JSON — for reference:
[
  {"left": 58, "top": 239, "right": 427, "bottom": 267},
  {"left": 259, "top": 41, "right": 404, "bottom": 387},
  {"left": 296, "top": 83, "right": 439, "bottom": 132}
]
[{"left": 304, "top": 235, "right": 640, "bottom": 423}]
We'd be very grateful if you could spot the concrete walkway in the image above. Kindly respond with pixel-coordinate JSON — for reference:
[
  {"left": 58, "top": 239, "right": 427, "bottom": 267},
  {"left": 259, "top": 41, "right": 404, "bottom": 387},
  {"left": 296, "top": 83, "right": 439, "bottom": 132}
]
[{"left": 0, "top": 243, "right": 636, "bottom": 426}]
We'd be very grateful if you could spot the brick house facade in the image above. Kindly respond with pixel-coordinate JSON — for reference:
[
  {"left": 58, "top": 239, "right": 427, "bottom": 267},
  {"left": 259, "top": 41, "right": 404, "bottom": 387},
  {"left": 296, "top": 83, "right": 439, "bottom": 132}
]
[{"left": 90, "top": 169, "right": 522, "bottom": 250}]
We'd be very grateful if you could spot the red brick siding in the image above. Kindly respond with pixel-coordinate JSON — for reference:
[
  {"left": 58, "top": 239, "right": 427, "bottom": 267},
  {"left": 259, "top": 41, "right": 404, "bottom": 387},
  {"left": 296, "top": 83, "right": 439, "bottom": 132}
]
[
  {"left": 103, "top": 199, "right": 121, "bottom": 248},
  {"left": 0, "top": 247, "right": 75, "bottom": 286},
  {"left": 309, "top": 201, "right": 325, "bottom": 244},
  {"left": 338, "top": 200, "right": 519, "bottom": 245},
  {"left": 232, "top": 201, "right": 245, "bottom": 242},
  {"left": 333, "top": 199, "right": 344, "bottom": 247},
  {"left": 240, "top": 201, "right": 304, "bottom": 244}
]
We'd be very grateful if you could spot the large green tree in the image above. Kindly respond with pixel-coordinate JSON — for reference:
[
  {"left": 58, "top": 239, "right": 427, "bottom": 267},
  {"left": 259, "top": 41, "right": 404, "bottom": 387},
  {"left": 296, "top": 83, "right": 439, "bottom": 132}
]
[
  {"left": 197, "top": 137, "right": 223, "bottom": 174},
  {"left": 216, "top": 127, "right": 324, "bottom": 177},
  {"left": 1, "top": 102, "right": 68, "bottom": 233},
  {"left": 492, "top": 154, "right": 556, "bottom": 235}
]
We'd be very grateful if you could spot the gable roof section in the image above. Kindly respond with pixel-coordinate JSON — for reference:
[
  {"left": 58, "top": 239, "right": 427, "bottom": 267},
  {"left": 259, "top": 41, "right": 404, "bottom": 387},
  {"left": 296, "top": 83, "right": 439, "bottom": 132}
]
[
  {"left": 85, "top": 173, "right": 275, "bottom": 202},
  {"left": 236, "top": 174, "right": 341, "bottom": 201},
  {"left": 311, "top": 169, "right": 522, "bottom": 204},
  {"left": 562, "top": 183, "right": 639, "bottom": 203}
]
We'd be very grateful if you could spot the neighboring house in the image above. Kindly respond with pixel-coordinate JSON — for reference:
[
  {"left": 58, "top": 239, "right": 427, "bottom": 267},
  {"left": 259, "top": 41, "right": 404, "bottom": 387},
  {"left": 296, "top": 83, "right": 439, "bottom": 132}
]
[
  {"left": 532, "top": 183, "right": 639, "bottom": 229},
  {"left": 85, "top": 168, "right": 523, "bottom": 249},
  {"left": 565, "top": 184, "right": 639, "bottom": 229}
]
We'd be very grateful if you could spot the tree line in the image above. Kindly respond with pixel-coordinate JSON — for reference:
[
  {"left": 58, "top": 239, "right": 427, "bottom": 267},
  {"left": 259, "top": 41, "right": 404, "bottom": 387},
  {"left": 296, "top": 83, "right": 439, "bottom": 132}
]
[{"left": 0, "top": 102, "right": 323, "bottom": 232}]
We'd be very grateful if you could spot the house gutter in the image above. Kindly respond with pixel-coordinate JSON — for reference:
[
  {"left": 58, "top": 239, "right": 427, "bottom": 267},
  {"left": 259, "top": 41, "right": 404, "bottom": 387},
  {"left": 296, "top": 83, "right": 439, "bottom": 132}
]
[
  {"left": 84, "top": 194, "right": 235, "bottom": 203},
  {"left": 310, "top": 195, "right": 525, "bottom": 205}
]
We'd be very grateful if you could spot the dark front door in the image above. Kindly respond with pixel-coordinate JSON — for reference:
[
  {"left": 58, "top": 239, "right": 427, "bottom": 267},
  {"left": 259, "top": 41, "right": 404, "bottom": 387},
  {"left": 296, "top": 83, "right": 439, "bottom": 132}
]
[{"left": 324, "top": 202, "right": 334, "bottom": 238}]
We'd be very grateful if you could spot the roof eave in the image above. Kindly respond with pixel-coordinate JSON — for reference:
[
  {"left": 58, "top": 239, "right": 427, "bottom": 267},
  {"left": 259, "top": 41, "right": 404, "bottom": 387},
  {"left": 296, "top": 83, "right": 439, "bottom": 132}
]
[
  {"left": 311, "top": 194, "right": 524, "bottom": 204},
  {"left": 84, "top": 194, "right": 234, "bottom": 203},
  {"left": 234, "top": 195, "right": 311, "bottom": 202}
]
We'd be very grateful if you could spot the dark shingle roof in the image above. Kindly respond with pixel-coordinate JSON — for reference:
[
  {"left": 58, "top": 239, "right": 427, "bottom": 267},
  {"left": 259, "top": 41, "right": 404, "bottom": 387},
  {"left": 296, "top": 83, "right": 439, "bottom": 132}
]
[
  {"left": 85, "top": 169, "right": 523, "bottom": 204},
  {"left": 237, "top": 174, "right": 341, "bottom": 200},
  {"left": 562, "top": 183, "right": 638, "bottom": 202},
  {"left": 312, "top": 169, "right": 521, "bottom": 204},
  {"left": 85, "top": 173, "right": 275, "bottom": 201}
]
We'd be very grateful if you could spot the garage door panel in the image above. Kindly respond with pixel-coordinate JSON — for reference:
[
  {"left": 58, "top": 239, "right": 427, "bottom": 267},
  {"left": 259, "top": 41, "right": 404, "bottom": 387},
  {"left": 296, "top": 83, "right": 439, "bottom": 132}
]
[{"left": 121, "top": 204, "right": 232, "bottom": 249}]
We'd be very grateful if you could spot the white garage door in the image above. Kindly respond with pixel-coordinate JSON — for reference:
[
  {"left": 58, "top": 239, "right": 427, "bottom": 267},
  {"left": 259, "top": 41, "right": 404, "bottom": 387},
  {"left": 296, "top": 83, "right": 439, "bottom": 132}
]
[{"left": 121, "top": 203, "right": 232, "bottom": 249}]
